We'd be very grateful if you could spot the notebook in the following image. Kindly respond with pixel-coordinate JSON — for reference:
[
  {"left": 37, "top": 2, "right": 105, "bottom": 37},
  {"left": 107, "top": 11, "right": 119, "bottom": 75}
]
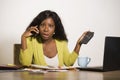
[
  {"left": 0, "top": 64, "right": 23, "bottom": 70},
  {"left": 77, "top": 36, "right": 120, "bottom": 72}
]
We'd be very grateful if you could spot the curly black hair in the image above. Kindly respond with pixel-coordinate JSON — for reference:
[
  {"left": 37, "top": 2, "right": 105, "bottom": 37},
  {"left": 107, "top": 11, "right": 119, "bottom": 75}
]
[{"left": 27, "top": 10, "right": 68, "bottom": 41}]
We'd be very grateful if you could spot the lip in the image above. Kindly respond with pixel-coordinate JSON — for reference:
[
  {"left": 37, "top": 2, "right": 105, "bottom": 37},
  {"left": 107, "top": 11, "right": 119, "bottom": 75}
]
[{"left": 42, "top": 34, "right": 49, "bottom": 38}]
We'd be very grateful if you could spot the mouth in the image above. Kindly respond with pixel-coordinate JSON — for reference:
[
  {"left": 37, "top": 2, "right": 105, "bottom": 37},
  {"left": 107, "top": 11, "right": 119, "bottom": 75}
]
[{"left": 42, "top": 34, "right": 50, "bottom": 38}]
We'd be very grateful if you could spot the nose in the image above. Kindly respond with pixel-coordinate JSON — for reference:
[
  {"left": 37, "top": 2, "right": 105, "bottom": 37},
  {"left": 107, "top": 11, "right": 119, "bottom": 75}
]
[{"left": 44, "top": 26, "right": 49, "bottom": 32}]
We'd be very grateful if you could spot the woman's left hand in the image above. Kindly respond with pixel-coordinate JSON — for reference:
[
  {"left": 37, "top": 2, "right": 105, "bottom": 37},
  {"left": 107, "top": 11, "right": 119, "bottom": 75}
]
[{"left": 77, "top": 31, "right": 90, "bottom": 45}]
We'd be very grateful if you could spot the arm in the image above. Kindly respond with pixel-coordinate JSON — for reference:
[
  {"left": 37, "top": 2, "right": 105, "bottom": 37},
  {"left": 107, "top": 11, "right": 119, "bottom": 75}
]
[
  {"left": 19, "top": 26, "right": 39, "bottom": 66},
  {"left": 19, "top": 37, "right": 34, "bottom": 66},
  {"left": 21, "top": 26, "right": 39, "bottom": 50},
  {"left": 63, "top": 31, "right": 88, "bottom": 66},
  {"left": 73, "top": 31, "right": 88, "bottom": 54},
  {"left": 63, "top": 41, "right": 78, "bottom": 66}
]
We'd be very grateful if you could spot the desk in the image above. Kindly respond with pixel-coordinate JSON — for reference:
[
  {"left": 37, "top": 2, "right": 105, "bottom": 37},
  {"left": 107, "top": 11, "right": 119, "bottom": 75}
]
[{"left": 0, "top": 70, "right": 120, "bottom": 80}]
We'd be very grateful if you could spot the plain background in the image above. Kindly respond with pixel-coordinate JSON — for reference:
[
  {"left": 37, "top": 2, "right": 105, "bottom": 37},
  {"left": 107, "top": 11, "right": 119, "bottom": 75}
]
[{"left": 0, "top": 0, "right": 120, "bottom": 67}]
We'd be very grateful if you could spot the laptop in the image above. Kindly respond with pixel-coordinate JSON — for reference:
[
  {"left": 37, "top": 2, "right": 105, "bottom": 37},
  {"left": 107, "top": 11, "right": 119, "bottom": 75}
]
[{"left": 77, "top": 36, "right": 120, "bottom": 72}]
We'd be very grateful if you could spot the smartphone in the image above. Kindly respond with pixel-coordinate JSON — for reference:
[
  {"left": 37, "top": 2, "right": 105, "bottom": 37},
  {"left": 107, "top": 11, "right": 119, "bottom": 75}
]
[
  {"left": 31, "top": 26, "right": 39, "bottom": 37},
  {"left": 80, "top": 31, "right": 94, "bottom": 44},
  {"left": 31, "top": 31, "right": 37, "bottom": 36}
]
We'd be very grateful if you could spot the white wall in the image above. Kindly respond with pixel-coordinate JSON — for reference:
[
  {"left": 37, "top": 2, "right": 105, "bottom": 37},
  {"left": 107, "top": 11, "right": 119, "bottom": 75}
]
[{"left": 0, "top": 0, "right": 120, "bottom": 67}]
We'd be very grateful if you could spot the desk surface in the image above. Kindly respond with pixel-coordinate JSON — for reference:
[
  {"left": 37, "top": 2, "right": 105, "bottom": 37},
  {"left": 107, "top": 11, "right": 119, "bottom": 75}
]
[{"left": 0, "top": 70, "right": 120, "bottom": 80}]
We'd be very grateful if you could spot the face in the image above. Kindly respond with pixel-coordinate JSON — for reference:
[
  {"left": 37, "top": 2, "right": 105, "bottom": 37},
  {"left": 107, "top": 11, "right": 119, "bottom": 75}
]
[{"left": 39, "top": 17, "right": 55, "bottom": 41}]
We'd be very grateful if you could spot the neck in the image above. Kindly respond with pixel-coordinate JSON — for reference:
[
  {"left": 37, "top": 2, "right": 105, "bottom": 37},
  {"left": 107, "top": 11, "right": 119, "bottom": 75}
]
[{"left": 42, "top": 38, "right": 54, "bottom": 44}]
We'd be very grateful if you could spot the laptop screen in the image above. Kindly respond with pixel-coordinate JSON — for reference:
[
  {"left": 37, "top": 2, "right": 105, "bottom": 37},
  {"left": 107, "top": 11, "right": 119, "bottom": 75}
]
[{"left": 103, "top": 36, "right": 120, "bottom": 71}]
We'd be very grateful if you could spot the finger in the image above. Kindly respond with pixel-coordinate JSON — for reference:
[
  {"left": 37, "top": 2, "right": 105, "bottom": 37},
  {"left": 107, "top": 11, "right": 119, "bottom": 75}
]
[
  {"left": 34, "top": 27, "right": 39, "bottom": 33},
  {"left": 32, "top": 29, "right": 39, "bottom": 34},
  {"left": 28, "top": 27, "right": 37, "bottom": 32},
  {"left": 30, "top": 26, "right": 39, "bottom": 33},
  {"left": 77, "top": 31, "right": 88, "bottom": 43}
]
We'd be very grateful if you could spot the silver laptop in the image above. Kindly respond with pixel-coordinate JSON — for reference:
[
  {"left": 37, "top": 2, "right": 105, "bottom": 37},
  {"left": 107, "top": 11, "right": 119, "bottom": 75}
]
[{"left": 77, "top": 36, "right": 120, "bottom": 72}]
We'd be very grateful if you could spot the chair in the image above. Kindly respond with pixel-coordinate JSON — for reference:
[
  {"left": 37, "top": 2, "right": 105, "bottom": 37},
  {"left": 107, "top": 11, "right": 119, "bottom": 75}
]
[{"left": 14, "top": 44, "right": 21, "bottom": 65}]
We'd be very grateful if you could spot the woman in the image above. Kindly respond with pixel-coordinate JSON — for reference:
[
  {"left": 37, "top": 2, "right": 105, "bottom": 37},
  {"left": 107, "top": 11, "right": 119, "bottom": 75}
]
[{"left": 19, "top": 10, "right": 87, "bottom": 67}]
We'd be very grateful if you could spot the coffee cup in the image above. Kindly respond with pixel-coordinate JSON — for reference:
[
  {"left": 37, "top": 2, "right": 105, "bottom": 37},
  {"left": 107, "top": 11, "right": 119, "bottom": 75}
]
[{"left": 78, "top": 57, "right": 91, "bottom": 67}]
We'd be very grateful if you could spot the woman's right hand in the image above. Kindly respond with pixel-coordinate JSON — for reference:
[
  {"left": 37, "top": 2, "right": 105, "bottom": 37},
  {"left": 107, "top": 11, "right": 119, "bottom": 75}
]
[{"left": 22, "top": 26, "right": 39, "bottom": 38}]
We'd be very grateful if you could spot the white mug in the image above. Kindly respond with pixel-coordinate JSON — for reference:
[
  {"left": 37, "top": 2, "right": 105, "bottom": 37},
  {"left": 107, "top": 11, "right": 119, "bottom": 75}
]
[{"left": 78, "top": 57, "right": 91, "bottom": 67}]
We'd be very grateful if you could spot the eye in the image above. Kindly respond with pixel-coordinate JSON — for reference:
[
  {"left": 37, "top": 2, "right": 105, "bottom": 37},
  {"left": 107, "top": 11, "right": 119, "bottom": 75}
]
[
  {"left": 40, "top": 23, "right": 45, "bottom": 27},
  {"left": 49, "top": 24, "right": 54, "bottom": 28}
]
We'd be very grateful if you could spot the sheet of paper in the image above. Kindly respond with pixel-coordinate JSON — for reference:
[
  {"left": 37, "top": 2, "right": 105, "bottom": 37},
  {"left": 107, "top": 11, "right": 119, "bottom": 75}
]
[{"left": 30, "top": 64, "right": 75, "bottom": 70}]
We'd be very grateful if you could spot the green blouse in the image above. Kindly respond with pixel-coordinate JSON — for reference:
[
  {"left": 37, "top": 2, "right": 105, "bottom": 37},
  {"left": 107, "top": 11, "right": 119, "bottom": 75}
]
[{"left": 19, "top": 37, "right": 78, "bottom": 66}]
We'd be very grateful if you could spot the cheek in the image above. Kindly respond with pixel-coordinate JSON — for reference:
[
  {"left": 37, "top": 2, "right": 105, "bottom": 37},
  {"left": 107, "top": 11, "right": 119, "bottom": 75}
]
[
  {"left": 50, "top": 28, "right": 55, "bottom": 33},
  {"left": 38, "top": 29, "right": 42, "bottom": 35},
  {"left": 39, "top": 28, "right": 43, "bottom": 32}
]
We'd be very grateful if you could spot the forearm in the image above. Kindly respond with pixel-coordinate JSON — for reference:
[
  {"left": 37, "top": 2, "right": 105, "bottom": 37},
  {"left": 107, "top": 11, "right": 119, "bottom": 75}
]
[
  {"left": 73, "top": 43, "right": 82, "bottom": 55},
  {"left": 21, "top": 35, "right": 27, "bottom": 50},
  {"left": 74, "top": 31, "right": 89, "bottom": 54},
  {"left": 20, "top": 36, "right": 33, "bottom": 66},
  {"left": 19, "top": 49, "right": 32, "bottom": 66}
]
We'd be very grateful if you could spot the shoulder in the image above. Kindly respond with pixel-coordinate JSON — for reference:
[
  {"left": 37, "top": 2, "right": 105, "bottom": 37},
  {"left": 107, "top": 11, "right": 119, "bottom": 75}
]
[
  {"left": 26, "top": 37, "right": 42, "bottom": 43},
  {"left": 55, "top": 39, "right": 68, "bottom": 45},
  {"left": 26, "top": 37, "right": 35, "bottom": 41}
]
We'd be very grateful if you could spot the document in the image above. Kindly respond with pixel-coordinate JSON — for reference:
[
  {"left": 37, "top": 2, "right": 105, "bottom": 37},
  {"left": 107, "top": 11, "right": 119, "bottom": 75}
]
[{"left": 30, "top": 64, "right": 76, "bottom": 71}]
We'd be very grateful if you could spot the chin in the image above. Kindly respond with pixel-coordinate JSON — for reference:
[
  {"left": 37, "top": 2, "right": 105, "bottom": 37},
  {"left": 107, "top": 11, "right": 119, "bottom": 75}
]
[{"left": 42, "top": 37, "right": 50, "bottom": 40}]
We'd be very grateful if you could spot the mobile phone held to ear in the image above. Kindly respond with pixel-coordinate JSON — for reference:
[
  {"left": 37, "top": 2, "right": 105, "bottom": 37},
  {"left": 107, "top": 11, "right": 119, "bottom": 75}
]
[
  {"left": 31, "top": 31, "right": 37, "bottom": 36},
  {"left": 80, "top": 31, "right": 94, "bottom": 44},
  {"left": 31, "top": 26, "right": 39, "bottom": 37}
]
